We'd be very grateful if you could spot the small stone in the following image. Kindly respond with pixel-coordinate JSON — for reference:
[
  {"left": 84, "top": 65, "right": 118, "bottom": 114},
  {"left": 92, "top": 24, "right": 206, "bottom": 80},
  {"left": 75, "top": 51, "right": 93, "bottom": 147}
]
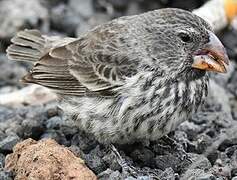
[
  {"left": 0, "top": 135, "right": 20, "bottom": 153},
  {"left": 207, "top": 151, "right": 219, "bottom": 165},
  {"left": 68, "top": 145, "right": 86, "bottom": 160},
  {"left": 98, "top": 169, "right": 122, "bottom": 180},
  {"left": 126, "top": 176, "right": 151, "bottom": 180},
  {"left": 0, "top": 170, "right": 13, "bottom": 180},
  {"left": 174, "top": 131, "right": 189, "bottom": 150},
  {"left": 21, "top": 118, "right": 45, "bottom": 139},
  {"left": 21, "top": 106, "right": 46, "bottom": 139},
  {"left": 157, "top": 167, "right": 176, "bottom": 180},
  {"left": 130, "top": 147, "right": 155, "bottom": 167},
  {"left": 50, "top": 4, "right": 80, "bottom": 36},
  {"left": 69, "top": 0, "right": 93, "bottom": 18},
  {"left": 178, "top": 121, "right": 203, "bottom": 140},
  {"left": 71, "top": 133, "right": 97, "bottom": 153},
  {"left": 0, "top": 0, "right": 48, "bottom": 38},
  {"left": 196, "top": 134, "right": 212, "bottom": 154},
  {"left": 186, "top": 153, "right": 212, "bottom": 171},
  {"left": 40, "top": 130, "right": 69, "bottom": 146},
  {"left": 46, "top": 106, "right": 59, "bottom": 118},
  {"left": 46, "top": 116, "right": 63, "bottom": 129},
  {"left": 196, "top": 173, "right": 216, "bottom": 180},
  {"left": 181, "top": 169, "right": 214, "bottom": 180},
  {"left": 225, "top": 145, "right": 237, "bottom": 158},
  {"left": 107, "top": 0, "right": 128, "bottom": 10},
  {"left": 83, "top": 145, "right": 107, "bottom": 174},
  {"left": 0, "top": 154, "right": 5, "bottom": 168},
  {"left": 0, "top": 54, "right": 27, "bottom": 88},
  {"left": 154, "top": 154, "right": 181, "bottom": 171},
  {"left": 231, "top": 168, "right": 237, "bottom": 177}
]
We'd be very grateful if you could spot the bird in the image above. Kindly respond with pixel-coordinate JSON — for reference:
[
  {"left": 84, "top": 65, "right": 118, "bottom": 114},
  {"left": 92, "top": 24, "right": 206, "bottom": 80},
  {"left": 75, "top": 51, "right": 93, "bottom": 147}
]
[{"left": 7, "top": 8, "right": 229, "bottom": 144}]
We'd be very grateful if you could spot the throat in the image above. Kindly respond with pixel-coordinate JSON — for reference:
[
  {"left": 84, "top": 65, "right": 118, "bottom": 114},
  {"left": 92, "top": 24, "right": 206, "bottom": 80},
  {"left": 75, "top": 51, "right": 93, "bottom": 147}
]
[{"left": 183, "top": 68, "right": 207, "bottom": 81}]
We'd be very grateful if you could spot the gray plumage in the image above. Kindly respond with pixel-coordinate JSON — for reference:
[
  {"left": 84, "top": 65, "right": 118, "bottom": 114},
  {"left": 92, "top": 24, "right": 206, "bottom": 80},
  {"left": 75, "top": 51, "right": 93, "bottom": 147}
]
[{"left": 7, "top": 8, "right": 227, "bottom": 144}]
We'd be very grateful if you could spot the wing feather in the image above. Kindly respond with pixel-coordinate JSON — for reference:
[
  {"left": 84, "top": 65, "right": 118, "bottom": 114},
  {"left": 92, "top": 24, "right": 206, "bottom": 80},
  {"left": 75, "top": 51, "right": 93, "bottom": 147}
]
[{"left": 23, "top": 22, "right": 140, "bottom": 96}]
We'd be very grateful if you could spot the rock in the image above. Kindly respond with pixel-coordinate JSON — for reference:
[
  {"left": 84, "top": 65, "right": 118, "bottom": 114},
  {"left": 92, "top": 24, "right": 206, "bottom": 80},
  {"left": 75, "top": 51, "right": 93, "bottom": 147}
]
[
  {"left": 225, "top": 145, "right": 237, "bottom": 158},
  {"left": 157, "top": 167, "right": 176, "bottom": 180},
  {"left": 125, "top": 176, "right": 151, "bottom": 180},
  {"left": 46, "top": 116, "right": 63, "bottom": 129},
  {"left": 68, "top": 145, "right": 86, "bottom": 160},
  {"left": 0, "top": 106, "right": 15, "bottom": 123},
  {"left": 0, "top": 170, "right": 13, "bottom": 180},
  {"left": 174, "top": 131, "right": 189, "bottom": 150},
  {"left": 0, "top": 154, "right": 5, "bottom": 168},
  {"left": 76, "top": 13, "right": 111, "bottom": 36},
  {"left": 0, "top": 54, "right": 27, "bottom": 89},
  {"left": 154, "top": 153, "right": 182, "bottom": 171},
  {"left": 185, "top": 153, "right": 212, "bottom": 172},
  {"left": 43, "top": 0, "right": 69, "bottom": 7},
  {"left": 178, "top": 121, "right": 203, "bottom": 140},
  {"left": 0, "top": 0, "right": 48, "bottom": 38},
  {"left": 107, "top": 0, "right": 129, "bottom": 11},
  {"left": 46, "top": 104, "right": 59, "bottom": 118},
  {"left": 231, "top": 168, "right": 237, "bottom": 177},
  {"left": 195, "top": 134, "right": 213, "bottom": 154},
  {"left": 130, "top": 147, "right": 155, "bottom": 167},
  {"left": 50, "top": 4, "right": 81, "bottom": 36},
  {"left": 40, "top": 130, "right": 69, "bottom": 146},
  {"left": 0, "top": 85, "right": 57, "bottom": 107},
  {"left": 0, "top": 106, "right": 23, "bottom": 138},
  {"left": 83, "top": 145, "right": 107, "bottom": 174},
  {"left": 181, "top": 169, "right": 215, "bottom": 180},
  {"left": 71, "top": 133, "right": 97, "bottom": 153},
  {"left": 21, "top": 108, "right": 46, "bottom": 139},
  {"left": 218, "top": 130, "right": 237, "bottom": 152},
  {"left": 5, "top": 138, "right": 97, "bottom": 180},
  {"left": 207, "top": 151, "right": 219, "bottom": 165},
  {"left": 0, "top": 135, "right": 20, "bottom": 153},
  {"left": 210, "top": 164, "right": 232, "bottom": 179},
  {"left": 98, "top": 169, "right": 122, "bottom": 180},
  {"left": 69, "top": 0, "right": 94, "bottom": 18}
]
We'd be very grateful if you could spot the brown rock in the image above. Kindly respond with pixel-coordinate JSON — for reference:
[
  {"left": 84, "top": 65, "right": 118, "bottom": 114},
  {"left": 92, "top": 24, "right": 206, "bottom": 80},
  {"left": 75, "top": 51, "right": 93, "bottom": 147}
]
[{"left": 5, "top": 138, "right": 97, "bottom": 180}]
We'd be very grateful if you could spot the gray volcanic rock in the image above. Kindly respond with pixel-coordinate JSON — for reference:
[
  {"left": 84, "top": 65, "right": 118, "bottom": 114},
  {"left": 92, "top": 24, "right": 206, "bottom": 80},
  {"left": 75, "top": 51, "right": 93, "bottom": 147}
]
[
  {"left": 0, "top": 135, "right": 20, "bottom": 153},
  {"left": 0, "top": 0, "right": 48, "bottom": 38},
  {"left": 0, "top": 54, "right": 27, "bottom": 89}
]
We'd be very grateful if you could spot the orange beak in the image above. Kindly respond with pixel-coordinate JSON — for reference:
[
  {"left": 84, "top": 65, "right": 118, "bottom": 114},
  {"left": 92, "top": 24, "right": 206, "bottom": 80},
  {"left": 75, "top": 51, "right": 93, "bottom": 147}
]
[{"left": 192, "top": 31, "right": 229, "bottom": 73}]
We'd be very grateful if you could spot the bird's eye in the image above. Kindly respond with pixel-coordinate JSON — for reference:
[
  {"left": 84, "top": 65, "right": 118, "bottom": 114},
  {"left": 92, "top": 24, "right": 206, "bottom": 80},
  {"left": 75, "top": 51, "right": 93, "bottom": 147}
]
[{"left": 178, "top": 32, "right": 192, "bottom": 43}]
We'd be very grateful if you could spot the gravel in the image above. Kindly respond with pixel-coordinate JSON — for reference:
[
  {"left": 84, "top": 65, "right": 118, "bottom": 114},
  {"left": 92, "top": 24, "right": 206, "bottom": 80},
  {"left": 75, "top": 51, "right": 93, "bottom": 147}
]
[{"left": 0, "top": 0, "right": 237, "bottom": 179}]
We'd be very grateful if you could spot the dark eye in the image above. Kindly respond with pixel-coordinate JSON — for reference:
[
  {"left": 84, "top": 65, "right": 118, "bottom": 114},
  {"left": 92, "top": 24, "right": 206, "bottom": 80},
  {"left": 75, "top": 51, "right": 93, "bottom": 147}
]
[{"left": 178, "top": 32, "right": 192, "bottom": 43}]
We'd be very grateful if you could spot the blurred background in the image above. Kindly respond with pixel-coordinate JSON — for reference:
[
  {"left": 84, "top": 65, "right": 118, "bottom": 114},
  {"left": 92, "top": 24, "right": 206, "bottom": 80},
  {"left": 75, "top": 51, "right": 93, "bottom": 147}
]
[{"left": 0, "top": 0, "right": 237, "bottom": 179}]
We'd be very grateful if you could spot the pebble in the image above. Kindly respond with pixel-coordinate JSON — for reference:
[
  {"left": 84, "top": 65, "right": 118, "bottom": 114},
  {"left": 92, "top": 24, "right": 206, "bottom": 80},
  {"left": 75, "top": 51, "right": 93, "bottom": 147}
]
[{"left": 0, "top": 135, "right": 20, "bottom": 153}]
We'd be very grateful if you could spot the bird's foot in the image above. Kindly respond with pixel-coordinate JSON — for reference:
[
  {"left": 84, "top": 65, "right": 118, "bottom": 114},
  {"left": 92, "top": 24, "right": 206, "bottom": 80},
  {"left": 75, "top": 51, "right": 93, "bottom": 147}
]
[
  {"left": 162, "top": 135, "right": 190, "bottom": 161},
  {"left": 109, "top": 144, "right": 140, "bottom": 178}
]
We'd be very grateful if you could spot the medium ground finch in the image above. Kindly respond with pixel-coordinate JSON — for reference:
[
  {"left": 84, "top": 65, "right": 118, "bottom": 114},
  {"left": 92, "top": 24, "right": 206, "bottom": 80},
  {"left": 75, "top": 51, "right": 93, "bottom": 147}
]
[{"left": 7, "top": 8, "right": 229, "bottom": 144}]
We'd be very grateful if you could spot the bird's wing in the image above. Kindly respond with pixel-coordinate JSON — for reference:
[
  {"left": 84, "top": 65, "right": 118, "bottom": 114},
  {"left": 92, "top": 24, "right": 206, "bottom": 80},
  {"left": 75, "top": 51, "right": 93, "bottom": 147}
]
[{"left": 27, "top": 24, "right": 139, "bottom": 96}]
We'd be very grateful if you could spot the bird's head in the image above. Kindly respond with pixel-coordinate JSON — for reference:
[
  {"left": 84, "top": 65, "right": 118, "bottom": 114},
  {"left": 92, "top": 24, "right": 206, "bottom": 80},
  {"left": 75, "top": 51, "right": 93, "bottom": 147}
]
[{"left": 148, "top": 8, "right": 229, "bottom": 80}]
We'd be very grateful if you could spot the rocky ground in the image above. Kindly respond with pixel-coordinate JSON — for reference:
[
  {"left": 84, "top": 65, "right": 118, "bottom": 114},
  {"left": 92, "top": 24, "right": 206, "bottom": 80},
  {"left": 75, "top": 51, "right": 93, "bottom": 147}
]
[{"left": 0, "top": 0, "right": 237, "bottom": 179}]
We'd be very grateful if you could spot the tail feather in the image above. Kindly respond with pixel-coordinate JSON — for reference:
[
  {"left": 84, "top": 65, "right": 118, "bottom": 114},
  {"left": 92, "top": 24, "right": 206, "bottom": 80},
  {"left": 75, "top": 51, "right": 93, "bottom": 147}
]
[
  {"left": 6, "top": 29, "right": 46, "bottom": 63},
  {"left": 7, "top": 29, "right": 85, "bottom": 96}
]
